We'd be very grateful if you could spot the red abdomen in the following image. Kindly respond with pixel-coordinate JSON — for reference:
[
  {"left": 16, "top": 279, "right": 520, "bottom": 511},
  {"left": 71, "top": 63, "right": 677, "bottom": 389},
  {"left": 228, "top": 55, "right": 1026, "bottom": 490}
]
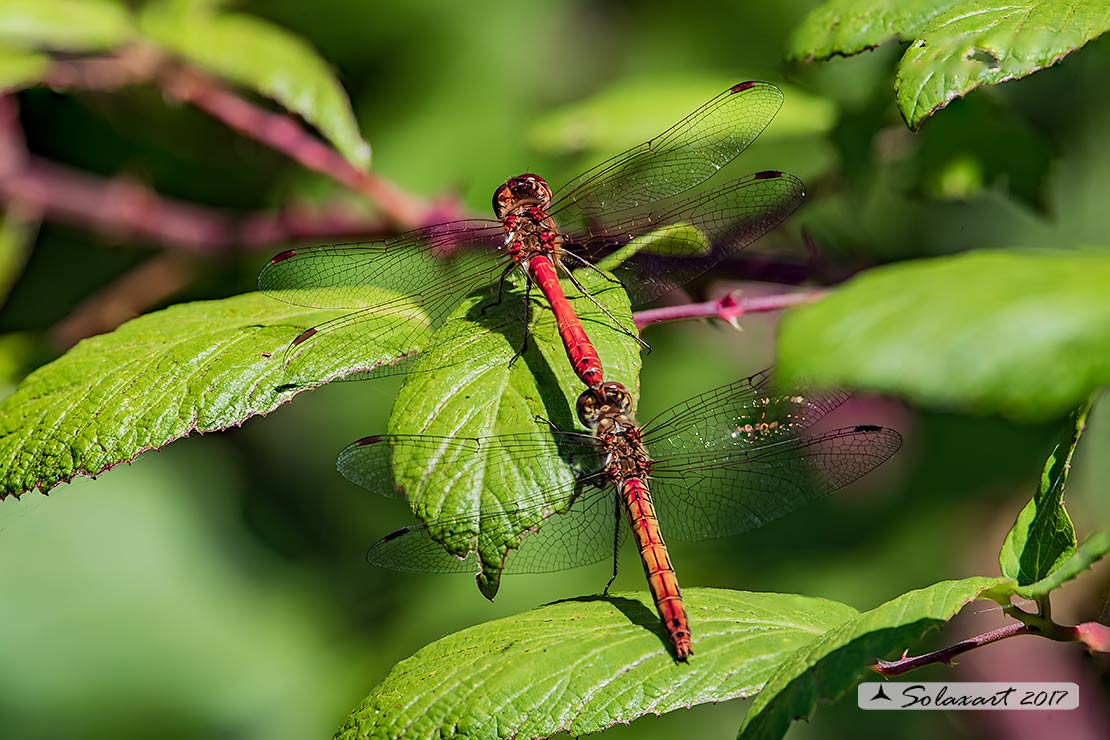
[{"left": 528, "top": 255, "right": 604, "bottom": 389}]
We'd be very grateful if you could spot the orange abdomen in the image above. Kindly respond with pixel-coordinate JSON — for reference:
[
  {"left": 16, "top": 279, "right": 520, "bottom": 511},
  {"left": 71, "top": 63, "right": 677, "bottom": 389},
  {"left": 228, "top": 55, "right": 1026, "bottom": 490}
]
[{"left": 620, "top": 477, "right": 692, "bottom": 660}]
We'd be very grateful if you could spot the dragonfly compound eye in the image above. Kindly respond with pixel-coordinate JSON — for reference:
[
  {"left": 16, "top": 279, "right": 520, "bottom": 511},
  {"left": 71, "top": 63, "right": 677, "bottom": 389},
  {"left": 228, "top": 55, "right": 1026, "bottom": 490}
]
[
  {"left": 492, "top": 182, "right": 515, "bottom": 219},
  {"left": 576, "top": 388, "right": 604, "bottom": 427}
]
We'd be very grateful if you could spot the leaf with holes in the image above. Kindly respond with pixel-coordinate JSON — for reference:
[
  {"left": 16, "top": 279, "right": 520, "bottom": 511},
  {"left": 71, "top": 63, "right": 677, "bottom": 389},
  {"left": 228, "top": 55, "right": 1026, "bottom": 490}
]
[
  {"left": 896, "top": 0, "right": 1110, "bottom": 130},
  {"left": 790, "top": 0, "right": 1110, "bottom": 130}
]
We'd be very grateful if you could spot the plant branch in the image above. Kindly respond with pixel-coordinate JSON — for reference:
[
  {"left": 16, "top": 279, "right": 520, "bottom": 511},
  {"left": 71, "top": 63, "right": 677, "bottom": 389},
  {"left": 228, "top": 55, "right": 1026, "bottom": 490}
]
[
  {"left": 42, "top": 48, "right": 470, "bottom": 230},
  {"left": 872, "top": 600, "right": 1106, "bottom": 677},
  {"left": 0, "top": 152, "right": 395, "bottom": 253},
  {"left": 633, "top": 288, "right": 827, "bottom": 331},
  {"left": 872, "top": 622, "right": 1034, "bottom": 677}
]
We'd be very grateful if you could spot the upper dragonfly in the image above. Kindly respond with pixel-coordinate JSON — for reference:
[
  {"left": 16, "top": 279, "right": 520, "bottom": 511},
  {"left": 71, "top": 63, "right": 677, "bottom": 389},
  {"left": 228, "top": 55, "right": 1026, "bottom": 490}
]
[{"left": 259, "top": 81, "right": 803, "bottom": 388}]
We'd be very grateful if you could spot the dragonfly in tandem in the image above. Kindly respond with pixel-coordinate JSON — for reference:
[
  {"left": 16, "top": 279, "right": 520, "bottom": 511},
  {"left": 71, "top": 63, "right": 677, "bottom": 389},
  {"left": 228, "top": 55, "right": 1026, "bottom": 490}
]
[
  {"left": 340, "top": 370, "right": 901, "bottom": 660},
  {"left": 259, "top": 81, "right": 803, "bottom": 389}
]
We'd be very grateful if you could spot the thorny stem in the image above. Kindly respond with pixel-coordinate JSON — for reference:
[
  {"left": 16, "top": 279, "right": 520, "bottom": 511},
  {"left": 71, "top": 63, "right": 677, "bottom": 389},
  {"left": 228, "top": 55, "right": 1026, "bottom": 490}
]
[
  {"left": 872, "top": 601, "right": 1099, "bottom": 677},
  {"left": 633, "top": 288, "right": 827, "bottom": 331},
  {"left": 872, "top": 622, "right": 1034, "bottom": 677}
]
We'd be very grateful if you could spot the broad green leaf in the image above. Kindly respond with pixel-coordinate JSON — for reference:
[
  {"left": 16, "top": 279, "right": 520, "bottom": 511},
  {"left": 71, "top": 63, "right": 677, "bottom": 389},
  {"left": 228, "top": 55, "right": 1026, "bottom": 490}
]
[
  {"left": 777, "top": 250, "right": 1110, "bottom": 420},
  {"left": 737, "top": 577, "right": 1012, "bottom": 740},
  {"left": 0, "top": 0, "right": 134, "bottom": 52},
  {"left": 528, "top": 75, "right": 836, "bottom": 156},
  {"left": 336, "top": 588, "right": 858, "bottom": 740},
  {"left": 0, "top": 43, "right": 47, "bottom": 90},
  {"left": 792, "top": 1, "right": 1110, "bottom": 131},
  {"left": 386, "top": 267, "right": 640, "bottom": 599},
  {"left": 789, "top": 0, "right": 964, "bottom": 61},
  {"left": 896, "top": 1, "right": 1110, "bottom": 130},
  {"left": 139, "top": 2, "right": 371, "bottom": 169},
  {"left": 999, "top": 403, "right": 1087, "bottom": 584},
  {"left": 0, "top": 291, "right": 425, "bottom": 499},
  {"left": 1014, "top": 531, "right": 1110, "bottom": 598}
]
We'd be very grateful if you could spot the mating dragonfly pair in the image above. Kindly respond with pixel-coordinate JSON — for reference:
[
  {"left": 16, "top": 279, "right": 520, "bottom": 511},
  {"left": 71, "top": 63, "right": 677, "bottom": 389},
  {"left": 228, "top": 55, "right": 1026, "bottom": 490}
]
[{"left": 260, "top": 82, "right": 900, "bottom": 660}]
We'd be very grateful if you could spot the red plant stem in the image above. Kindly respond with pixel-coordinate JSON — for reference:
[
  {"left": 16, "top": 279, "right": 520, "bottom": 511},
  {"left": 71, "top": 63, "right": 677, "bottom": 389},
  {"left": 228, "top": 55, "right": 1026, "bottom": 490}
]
[
  {"left": 633, "top": 289, "right": 827, "bottom": 331},
  {"left": 872, "top": 622, "right": 1034, "bottom": 677},
  {"left": 0, "top": 155, "right": 393, "bottom": 253},
  {"left": 158, "top": 67, "right": 439, "bottom": 228},
  {"left": 41, "top": 51, "right": 468, "bottom": 231}
]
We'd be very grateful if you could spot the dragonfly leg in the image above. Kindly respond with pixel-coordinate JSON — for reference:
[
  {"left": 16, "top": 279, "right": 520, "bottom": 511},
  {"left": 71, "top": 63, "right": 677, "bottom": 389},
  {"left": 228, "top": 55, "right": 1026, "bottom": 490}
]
[
  {"left": 481, "top": 262, "right": 518, "bottom": 315},
  {"left": 507, "top": 280, "right": 532, "bottom": 366},
  {"left": 564, "top": 250, "right": 622, "bottom": 286},
  {"left": 603, "top": 495, "right": 621, "bottom": 596},
  {"left": 562, "top": 263, "right": 652, "bottom": 353}
]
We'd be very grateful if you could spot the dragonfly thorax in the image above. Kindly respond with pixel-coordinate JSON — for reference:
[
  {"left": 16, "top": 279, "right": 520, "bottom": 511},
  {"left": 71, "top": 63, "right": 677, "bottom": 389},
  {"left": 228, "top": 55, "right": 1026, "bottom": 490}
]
[{"left": 576, "top": 382, "right": 634, "bottom": 430}]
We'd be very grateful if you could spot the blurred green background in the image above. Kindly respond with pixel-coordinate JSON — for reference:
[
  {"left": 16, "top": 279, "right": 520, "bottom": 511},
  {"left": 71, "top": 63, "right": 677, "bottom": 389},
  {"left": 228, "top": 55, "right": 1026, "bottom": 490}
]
[{"left": 1, "top": 1, "right": 1108, "bottom": 739}]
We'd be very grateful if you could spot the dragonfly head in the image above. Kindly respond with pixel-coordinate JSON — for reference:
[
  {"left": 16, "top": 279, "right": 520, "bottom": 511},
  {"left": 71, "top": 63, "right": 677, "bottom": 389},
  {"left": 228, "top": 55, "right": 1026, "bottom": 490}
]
[
  {"left": 493, "top": 174, "right": 553, "bottom": 220},
  {"left": 576, "top": 382, "right": 634, "bottom": 432}
]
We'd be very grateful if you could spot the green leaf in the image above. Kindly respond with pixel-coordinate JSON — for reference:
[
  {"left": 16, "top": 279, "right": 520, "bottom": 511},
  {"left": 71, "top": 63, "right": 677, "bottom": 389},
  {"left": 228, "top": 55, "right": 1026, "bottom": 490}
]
[
  {"left": 528, "top": 75, "right": 836, "bottom": 156},
  {"left": 790, "top": 0, "right": 963, "bottom": 60},
  {"left": 999, "top": 404, "right": 1087, "bottom": 584},
  {"left": 0, "top": 0, "right": 134, "bottom": 52},
  {"left": 138, "top": 2, "right": 371, "bottom": 169},
  {"left": 791, "top": 1, "right": 1110, "bottom": 131},
  {"left": 737, "top": 577, "right": 1012, "bottom": 740},
  {"left": 335, "top": 588, "right": 859, "bottom": 740},
  {"left": 1014, "top": 531, "right": 1110, "bottom": 598},
  {"left": 386, "top": 267, "right": 640, "bottom": 598},
  {"left": 0, "top": 291, "right": 425, "bottom": 499},
  {"left": 0, "top": 43, "right": 47, "bottom": 90},
  {"left": 777, "top": 250, "right": 1110, "bottom": 420},
  {"left": 896, "top": 1, "right": 1110, "bottom": 130}
]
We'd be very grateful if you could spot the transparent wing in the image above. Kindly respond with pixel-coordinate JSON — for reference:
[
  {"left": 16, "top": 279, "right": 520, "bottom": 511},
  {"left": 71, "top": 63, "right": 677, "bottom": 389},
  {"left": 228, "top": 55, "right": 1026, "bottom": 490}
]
[
  {"left": 257, "top": 220, "right": 507, "bottom": 382},
  {"left": 647, "top": 426, "right": 902, "bottom": 541},
  {"left": 258, "top": 220, "right": 504, "bottom": 309},
  {"left": 564, "top": 171, "right": 805, "bottom": 306},
  {"left": 549, "top": 81, "right": 785, "bottom": 225},
  {"left": 340, "top": 433, "right": 622, "bottom": 574},
  {"left": 366, "top": 489, "right": 621, "bottom": 574},
  {"left": 639, "top": 368, "right": 852, "bottom": 455}
]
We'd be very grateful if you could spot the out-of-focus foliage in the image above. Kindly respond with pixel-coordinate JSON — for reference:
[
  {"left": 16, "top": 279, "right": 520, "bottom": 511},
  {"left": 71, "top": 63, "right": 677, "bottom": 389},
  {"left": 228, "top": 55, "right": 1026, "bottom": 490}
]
[
  {"left": 777, "top": 251, "right": 1110, "bottom": 419},
  {"left": 0, "top": 0, "right": 1107, "bottom": 739},
  {"left": 139, "top": 0, "right": 372, "bottom": 168}
]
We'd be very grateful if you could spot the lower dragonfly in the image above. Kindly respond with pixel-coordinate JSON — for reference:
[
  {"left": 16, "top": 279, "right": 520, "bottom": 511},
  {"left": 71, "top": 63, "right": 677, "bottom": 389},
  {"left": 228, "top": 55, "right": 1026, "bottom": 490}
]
[{"left": 340, "top": 369, "right": 901, "bottom": 660}]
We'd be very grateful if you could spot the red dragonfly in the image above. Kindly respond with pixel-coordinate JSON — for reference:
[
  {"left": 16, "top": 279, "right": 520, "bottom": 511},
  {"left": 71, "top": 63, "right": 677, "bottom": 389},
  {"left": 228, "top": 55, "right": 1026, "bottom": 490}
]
[
  {"left": 339, "top": 370, "right": 901, "bottom": 660},
  {"left": 259, "top": 82, "right": 803, "bottom": 389}
]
